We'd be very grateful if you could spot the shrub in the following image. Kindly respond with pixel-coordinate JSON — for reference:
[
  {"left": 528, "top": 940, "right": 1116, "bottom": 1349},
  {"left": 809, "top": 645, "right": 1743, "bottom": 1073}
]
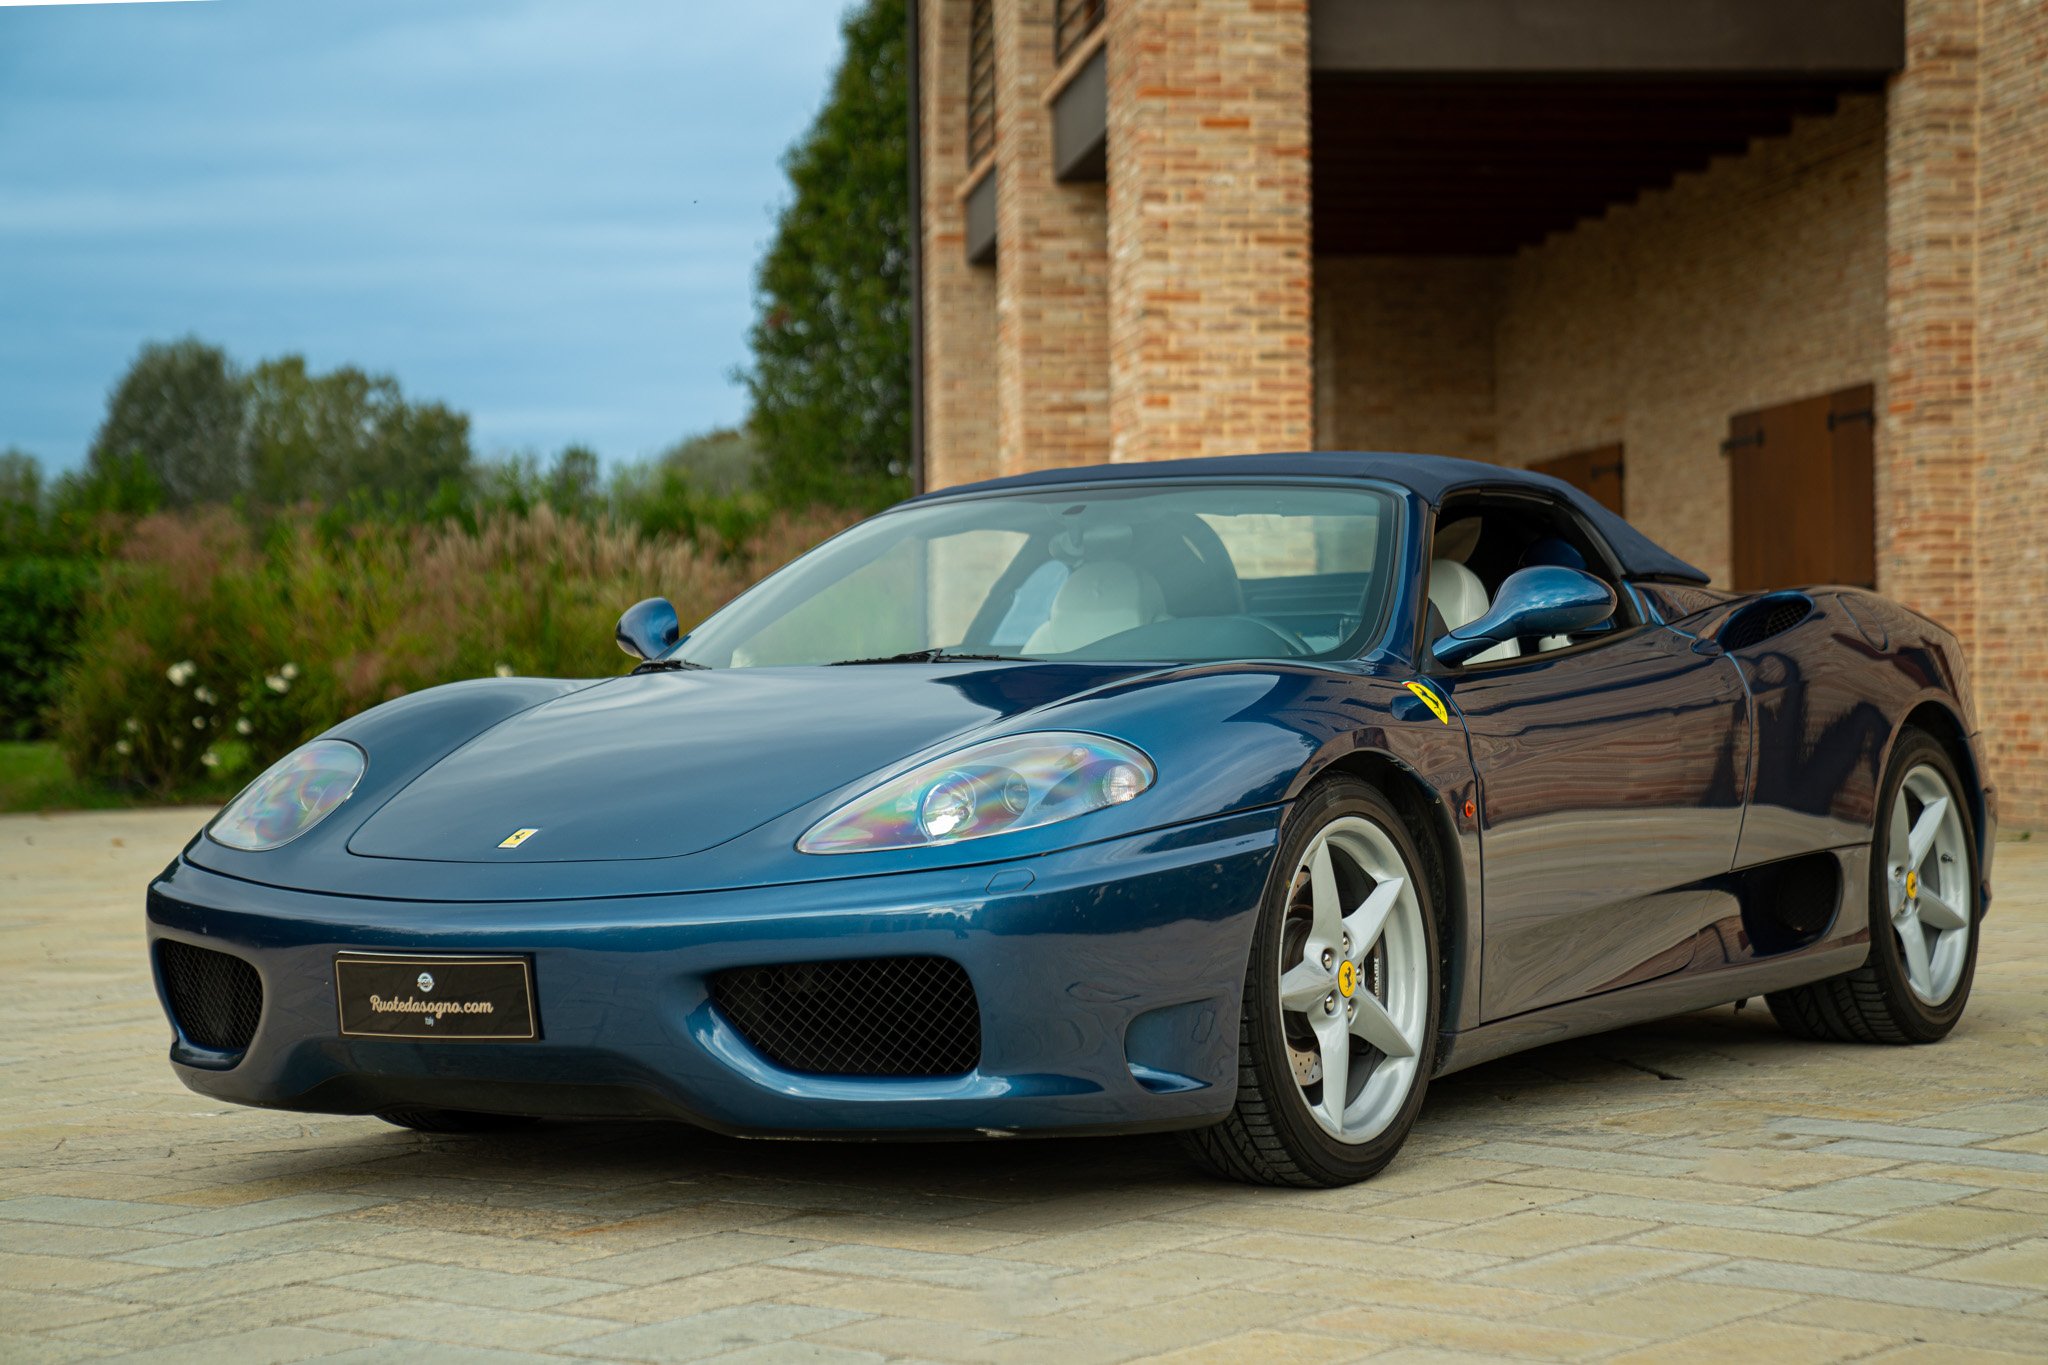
[
  {"left": 56, "top": 506, "right": 855, "bottom": 794},
  {"left": 0, "top": 556, "right": 99, "bottom": 740}
]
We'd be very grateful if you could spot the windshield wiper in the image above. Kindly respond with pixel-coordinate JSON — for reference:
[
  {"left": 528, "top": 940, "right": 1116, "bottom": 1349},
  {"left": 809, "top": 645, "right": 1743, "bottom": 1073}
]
[
  {"left": 827, "top": 649, "right": 1011, "bottom": 666},
  {"left": 632, "top": 657, "right": 710, "bottom": 674}
]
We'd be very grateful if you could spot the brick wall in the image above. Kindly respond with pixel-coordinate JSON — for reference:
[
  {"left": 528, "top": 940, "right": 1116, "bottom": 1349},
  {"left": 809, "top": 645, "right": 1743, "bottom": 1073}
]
[
  {"left": 918, "top": 0, "right": 1000, "bottom": 491},
  {"left": 1309, "top": 99, "right": 1886, "bottom": 586},
  {"left": 1104, "top": 0, "right": 1313, "bottom": 463},
  {"left": 1314, "top": 257, "right": 1502, "bottom": 459},
  {"left": 1493, "top": 96, "right": 1889, "bottom": 586},
  {"left": 993, "top": 0, "right": 1111, "bottom": 474},
  {"left": 1882, "top": 0, "right": 1982, "bottom": 656},
  {"left": 1974, "top": 0, "right": 2048, "bottom": 828}
]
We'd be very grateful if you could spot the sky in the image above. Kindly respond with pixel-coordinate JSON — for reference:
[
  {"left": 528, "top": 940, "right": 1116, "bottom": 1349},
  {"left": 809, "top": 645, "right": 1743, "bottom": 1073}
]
[{"left": 0, "top": 0, "right": 851, "bottom": 473}]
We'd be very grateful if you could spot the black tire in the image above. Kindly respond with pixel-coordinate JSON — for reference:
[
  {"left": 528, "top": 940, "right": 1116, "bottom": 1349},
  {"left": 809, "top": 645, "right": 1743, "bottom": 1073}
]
[
  {"left": 378, "top": 1108, "right": 543, "bottom": 1134},
  {"left": 1765, "top": 728, "right": 1980, "bottom": 1044},
  {"left": 1182, "top": 776, "right": 1442, "bottom": 1187}
]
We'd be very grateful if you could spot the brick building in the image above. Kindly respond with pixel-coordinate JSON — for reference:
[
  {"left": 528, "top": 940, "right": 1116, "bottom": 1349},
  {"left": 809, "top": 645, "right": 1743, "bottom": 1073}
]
[{"left": 911, "top": 0, "right": 2048, "bottom": 830}]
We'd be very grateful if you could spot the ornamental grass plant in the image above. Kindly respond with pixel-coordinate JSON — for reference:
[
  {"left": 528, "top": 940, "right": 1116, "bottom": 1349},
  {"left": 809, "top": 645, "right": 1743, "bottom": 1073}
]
[{"left": 55, "top": 505, "right": 853, "bottom": 795}]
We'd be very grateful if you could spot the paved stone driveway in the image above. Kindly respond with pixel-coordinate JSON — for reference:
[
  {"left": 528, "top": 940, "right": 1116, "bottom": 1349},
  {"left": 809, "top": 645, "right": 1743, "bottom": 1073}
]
[{"left": 3, "top": 810, "right": 2044, "bottom": 1364}]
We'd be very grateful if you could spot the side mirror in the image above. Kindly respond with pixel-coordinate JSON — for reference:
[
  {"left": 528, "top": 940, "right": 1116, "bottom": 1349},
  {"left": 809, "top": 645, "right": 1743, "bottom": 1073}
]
[
  {"left": 615, "top": 597, "right": 680, "bottom": 661},
  {"left": 1431, "top": 566, "right": 1615, "bottom": 667}
]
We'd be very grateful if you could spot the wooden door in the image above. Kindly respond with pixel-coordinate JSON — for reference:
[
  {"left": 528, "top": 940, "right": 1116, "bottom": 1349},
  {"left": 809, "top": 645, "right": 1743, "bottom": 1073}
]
[
  {"left": 1531, "top": 445, "right": 1625, "bottom": 516},
  {"left": 1727, "top": 384, "right": 1875, "bottom": 591}
]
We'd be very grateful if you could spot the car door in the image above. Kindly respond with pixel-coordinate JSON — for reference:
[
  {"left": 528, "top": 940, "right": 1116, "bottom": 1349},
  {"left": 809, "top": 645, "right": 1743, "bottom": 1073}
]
[{"left": 1436, "top": 617, "right": 1750, "bottom": 1021}]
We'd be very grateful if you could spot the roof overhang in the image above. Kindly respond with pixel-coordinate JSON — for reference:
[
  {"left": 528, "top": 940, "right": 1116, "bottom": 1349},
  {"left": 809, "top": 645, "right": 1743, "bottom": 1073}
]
[
  {"left": 1311, "top": 0, "right": 1904, "bottom": 77},
  {"left": 1310, "top": 0, "right": 1903, "bottom": 256}
]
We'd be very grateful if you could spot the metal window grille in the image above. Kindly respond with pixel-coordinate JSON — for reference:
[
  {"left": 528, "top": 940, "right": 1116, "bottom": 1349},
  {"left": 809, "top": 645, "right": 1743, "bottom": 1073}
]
[
  {"left": 967, "top": 0, "right": 997, "bottom": 165},
  {"left": 1055, "top": 0, "right": 1105, "bottom": 63}
]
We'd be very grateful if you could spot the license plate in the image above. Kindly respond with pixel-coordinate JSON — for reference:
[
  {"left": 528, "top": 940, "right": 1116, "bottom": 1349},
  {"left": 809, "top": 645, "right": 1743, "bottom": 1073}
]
[{"left": 335, "top": 954, "right": 537, "bottom": 1040}]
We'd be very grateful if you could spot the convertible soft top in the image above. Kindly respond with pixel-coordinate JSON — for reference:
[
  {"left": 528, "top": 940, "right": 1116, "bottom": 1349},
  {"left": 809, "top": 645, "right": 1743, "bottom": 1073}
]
[{"left": 911, "top": 450, "right": 1710, "bottom": 586}]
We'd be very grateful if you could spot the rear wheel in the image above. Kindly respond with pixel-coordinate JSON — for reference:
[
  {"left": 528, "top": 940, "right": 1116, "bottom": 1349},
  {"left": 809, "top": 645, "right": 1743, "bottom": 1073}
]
[
  {"left": 378, "top": 1108, "right": 542, "bottom": 1134},
  {"left": 1766, "top": 729, "right": 1979, "bottom": 1043},
  {"left": 1183, "top": 777, "right": 1440, "bottom": 1187}
]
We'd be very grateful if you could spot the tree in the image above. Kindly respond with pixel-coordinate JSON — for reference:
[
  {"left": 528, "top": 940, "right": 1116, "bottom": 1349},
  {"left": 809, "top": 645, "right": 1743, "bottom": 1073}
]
[
  {"left": 545, "top": 444, "right": 602, "bottom": 517},
  {"left": 240, "top": 355, "right": 472, "bottom": 517},
  {"left": 744, "top": 0, "right": 911, "bottom": 508},
  {"left": 658, "top": 427, "right": 760, "bottom": 498},
  {"left": 0, "top": 449, "right": 42, "bottom": 552},
  {"left": 86, "top": 338, "right": 242, "bottom": 507}
]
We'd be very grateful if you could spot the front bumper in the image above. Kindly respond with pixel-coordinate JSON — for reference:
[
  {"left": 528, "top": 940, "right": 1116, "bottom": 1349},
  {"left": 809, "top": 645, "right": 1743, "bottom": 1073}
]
[{"left": 146, "top": 808, "right": 1280, "bottom": 1137}]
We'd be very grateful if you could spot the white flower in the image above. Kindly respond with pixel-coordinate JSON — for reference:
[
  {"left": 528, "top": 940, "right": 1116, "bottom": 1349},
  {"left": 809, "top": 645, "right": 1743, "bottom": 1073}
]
[
  {"left": 193, "top": 686, "right": 217, "bottom": 705},
  {"left": 235, "top": 717, "right": 253, "bottom": 736},
  {"left": 114, "top": 740, "right": 133, "bottom": 756},
  {"left": 280, "top": 662, "right": 300, "bottom": 681},
  {"left": 200, "top": 749, "right": 220, "bottom": 769},
  {"left": 265, "top": 674, "right": 290, "bottom": 694},
  {"left": 493, "top": 663, "right": 515, "bottom": 677},
  {"left": 166, "top": 661, "right": 196, "bottom": 687},
  {"left": 123, "top": 717, "right": 142, "bottom": 735},
  {"left": 192, "top": 715, "right": 208, "bottom": 730}
]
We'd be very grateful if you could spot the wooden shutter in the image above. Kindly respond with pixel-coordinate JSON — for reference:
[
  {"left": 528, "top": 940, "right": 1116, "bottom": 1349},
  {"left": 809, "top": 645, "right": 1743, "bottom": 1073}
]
[
  {"left": 1531, "top": 445, "right": 1625, "bottom": 516},
  {"left": 1055, "top": 0, "right": 1105, "bottom": 63},
  {"left": 967, "top": 0, "right": 997, "bottom": 166},
  {"left": 1726, "top": 383, "right": 1875, "bottom": 591}
]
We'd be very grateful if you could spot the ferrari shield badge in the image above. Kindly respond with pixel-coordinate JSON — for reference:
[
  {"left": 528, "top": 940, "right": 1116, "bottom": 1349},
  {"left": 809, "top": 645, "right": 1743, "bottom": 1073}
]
[
  {"left": 1403, "top": 681, "right": 1450, "bottom": 725},
  {"left": 497, "top": 828, "right": 540, "bottom": 849}
]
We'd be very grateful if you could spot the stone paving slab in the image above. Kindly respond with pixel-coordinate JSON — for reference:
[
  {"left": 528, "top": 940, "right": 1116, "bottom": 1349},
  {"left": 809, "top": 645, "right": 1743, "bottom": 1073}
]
[{"left": 1, "top": 808, "right": 2044, "bottom": 1361}]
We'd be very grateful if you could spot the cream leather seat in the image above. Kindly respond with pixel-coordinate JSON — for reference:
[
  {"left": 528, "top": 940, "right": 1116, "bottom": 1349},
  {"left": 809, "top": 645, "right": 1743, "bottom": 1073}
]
[
  {"left": 1024, "top": 561, "right": 1166, "bottom": 655},
  {"left": 1427, "top": 558, "right": 1519, "bottom": 664}
]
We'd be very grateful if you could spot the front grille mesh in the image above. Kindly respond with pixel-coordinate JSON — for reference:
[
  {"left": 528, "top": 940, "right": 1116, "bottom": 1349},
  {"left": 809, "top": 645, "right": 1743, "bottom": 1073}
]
[
  {"left": 711, "top": 957, "right": 981, "bottom": 1077},
  {"left": 157, "top": 940, "right": 263, "bottom": 1051}
]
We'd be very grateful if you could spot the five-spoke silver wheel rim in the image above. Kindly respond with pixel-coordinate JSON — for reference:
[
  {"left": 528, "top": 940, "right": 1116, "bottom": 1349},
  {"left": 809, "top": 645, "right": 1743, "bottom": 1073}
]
[
  {"left": 1888, "top": 764, "right": 1971, "bottom": 1006},
  {"left": 1277, "top": 816, "right": 1428, "bottom": 1145}
]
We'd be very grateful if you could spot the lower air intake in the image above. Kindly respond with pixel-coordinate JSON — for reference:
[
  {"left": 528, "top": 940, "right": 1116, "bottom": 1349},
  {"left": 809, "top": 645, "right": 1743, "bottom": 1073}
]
[
  {"left": 711, "top": 956, "right": 981, "bottom": 1077},
  {"left": 157, "top": 939, "right": 263, "bottom": 1052}
]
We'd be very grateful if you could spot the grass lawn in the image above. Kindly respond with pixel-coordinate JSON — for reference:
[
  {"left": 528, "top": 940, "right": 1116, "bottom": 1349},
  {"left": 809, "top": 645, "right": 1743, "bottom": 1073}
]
[{"left": 0, "top": 741, "right": 229, "bottom": 814}]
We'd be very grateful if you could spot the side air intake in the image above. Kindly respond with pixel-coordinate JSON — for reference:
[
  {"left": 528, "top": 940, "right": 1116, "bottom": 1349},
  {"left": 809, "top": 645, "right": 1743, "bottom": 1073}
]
[{"left": 1720, "top": 593, "right": 1813, "bottom": 652}]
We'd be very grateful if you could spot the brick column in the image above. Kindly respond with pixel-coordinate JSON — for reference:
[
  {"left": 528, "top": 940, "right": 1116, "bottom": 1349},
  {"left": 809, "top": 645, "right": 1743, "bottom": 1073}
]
[
  {"left": 1881, "top": 0, "right": 1980, "bottom": 643},
  {"left": 1104, "top": 0, "right": 1313, "bottom": 463},
  {"left": 919, "top": 0, "right": 1000, "bottom": 490},
  {"left": 1974, "top": 0, "right": 2048, "bottom": 829},
  {"left": 992, "top": 2, "right": 1111, "bottom": 474}
]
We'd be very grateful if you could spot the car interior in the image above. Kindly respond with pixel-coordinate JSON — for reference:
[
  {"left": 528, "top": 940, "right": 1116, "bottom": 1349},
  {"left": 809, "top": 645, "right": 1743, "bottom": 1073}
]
[
  {"left": 1424, "top": 494, "right": 1634, "bottom": 666},
  {"left": 966, "top": 498, "right": 1397, "bottom": 662}
]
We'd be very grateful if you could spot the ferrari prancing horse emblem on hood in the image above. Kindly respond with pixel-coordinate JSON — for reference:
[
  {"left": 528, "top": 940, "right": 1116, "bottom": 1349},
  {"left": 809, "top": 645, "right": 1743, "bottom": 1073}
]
[{"left": 497, "top": 828, "right": 540, "bottom": 849}]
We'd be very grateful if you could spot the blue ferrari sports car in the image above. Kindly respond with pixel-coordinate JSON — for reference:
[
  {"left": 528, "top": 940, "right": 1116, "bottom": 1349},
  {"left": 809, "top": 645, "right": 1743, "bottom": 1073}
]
[{"left": 147, "top": 452, "right": 1995, "bottom": 1186}]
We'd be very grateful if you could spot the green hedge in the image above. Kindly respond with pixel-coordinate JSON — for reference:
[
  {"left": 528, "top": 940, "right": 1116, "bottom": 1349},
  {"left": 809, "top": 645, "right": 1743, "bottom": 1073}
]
[{"left": 0, "top": 556, "right": 98, "bottom": 741}]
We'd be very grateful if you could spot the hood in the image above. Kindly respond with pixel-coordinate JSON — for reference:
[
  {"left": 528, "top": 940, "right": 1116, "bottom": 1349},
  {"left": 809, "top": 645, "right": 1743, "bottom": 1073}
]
[{"left": 346, "top": 662, "right": 1145, "bottom": 864}]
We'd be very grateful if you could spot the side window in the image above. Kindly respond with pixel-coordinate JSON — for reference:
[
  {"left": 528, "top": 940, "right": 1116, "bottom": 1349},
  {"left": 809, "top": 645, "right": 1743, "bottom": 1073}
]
[{"left": 1429, "top": 497, "right": 1633, "bottom": 664}]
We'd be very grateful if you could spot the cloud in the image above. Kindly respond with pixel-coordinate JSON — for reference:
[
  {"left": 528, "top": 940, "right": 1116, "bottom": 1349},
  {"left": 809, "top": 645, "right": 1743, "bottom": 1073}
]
[{"left": 0, "top": 0, "right": 852, "bottom": 469}]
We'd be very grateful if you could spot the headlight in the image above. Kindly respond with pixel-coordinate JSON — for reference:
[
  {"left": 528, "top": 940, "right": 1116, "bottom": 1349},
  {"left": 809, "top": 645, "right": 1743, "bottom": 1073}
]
[
  {"left": 208, "top": 739, "right": 365, "bottom": 851},
  {"left": 799, "top": 732, "right": 1154, "bottom": 853}
]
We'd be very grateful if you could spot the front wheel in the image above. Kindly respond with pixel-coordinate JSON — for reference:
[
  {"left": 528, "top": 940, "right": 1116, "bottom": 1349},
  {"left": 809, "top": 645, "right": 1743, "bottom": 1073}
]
[
  {"left": 1766, "top": 728, "right": 1980, "bottom": 1044},
  {"left": 1183, "top": 777, "right": 1441, "bottom": 1187}
]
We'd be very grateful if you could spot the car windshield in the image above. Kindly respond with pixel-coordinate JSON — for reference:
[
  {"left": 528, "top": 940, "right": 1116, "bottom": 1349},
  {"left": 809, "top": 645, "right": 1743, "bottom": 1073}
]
[{"left": 674, "top": 482, "right": 1401, "bottom": 668}]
